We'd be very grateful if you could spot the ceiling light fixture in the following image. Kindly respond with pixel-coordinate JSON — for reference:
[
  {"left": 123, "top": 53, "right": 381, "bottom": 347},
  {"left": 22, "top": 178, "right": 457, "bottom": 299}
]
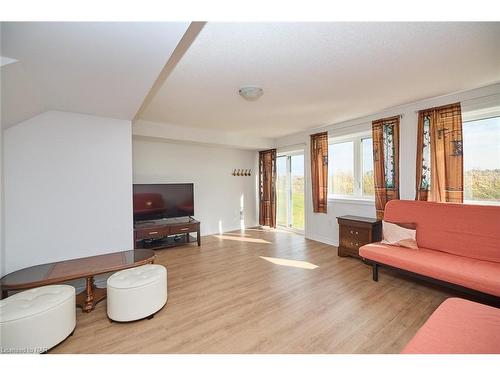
[{"left": 238, "top": 86, "right": 264, "bottom": 101}]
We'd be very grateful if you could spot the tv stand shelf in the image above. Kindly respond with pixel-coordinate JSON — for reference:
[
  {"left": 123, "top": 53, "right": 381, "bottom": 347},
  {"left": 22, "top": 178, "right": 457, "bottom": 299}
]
[{"left": 134, "top": 217, "right": 200, "bottom": 250}]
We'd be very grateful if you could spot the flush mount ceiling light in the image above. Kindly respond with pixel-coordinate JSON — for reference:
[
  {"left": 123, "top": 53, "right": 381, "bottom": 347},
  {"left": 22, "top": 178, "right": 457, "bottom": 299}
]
[{"left": 238, "top": 86, "right": 264, "bottom": 101}]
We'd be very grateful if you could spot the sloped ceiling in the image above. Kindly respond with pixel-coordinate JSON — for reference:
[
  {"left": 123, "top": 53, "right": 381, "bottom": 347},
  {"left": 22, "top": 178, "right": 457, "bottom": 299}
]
[
  {"left": 138, "top": 22, "right": 500, "bottom": 138},
  {"left": 1, "top": 22, "right": 190, "bottom": 128}
]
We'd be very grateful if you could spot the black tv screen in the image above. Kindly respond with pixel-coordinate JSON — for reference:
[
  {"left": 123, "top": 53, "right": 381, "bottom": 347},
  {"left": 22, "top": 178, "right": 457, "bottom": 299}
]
[{"left": 133, "top": 183, "right": 194, "bottom": 222}]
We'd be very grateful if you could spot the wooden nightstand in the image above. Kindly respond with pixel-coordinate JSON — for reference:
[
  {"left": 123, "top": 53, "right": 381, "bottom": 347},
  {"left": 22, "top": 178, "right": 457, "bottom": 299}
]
[{"left": 337, "top": 216, "right": 382, "bottom": 259}]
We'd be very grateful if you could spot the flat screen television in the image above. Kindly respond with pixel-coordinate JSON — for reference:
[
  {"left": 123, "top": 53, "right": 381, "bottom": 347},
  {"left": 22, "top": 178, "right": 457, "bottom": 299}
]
[{"left": 133, "top": 183, "right": 194, "bottom": 222}]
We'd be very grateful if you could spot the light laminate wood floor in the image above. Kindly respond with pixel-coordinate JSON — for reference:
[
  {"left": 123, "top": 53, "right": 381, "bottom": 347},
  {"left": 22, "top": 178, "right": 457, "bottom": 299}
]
[{"left": 51, "top": 229, "right": 451, "bottom": 353}]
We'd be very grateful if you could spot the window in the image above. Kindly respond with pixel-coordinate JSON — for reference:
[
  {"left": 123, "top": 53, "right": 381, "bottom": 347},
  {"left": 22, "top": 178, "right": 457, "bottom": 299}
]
[
  {"left": 361, "top": 138, "right": 374, "bottom": 196},
  {"left": 328, "top": 134, "right": 374, "bottom": 200},
  {"left": 276, "top": 156, "right": 288, "bottom": 226},
  {"left": 276, "top": 151, "right": 305, "bottom": 231},
  {"left": 329, "top": 141, "right": 354, "bottom": 196},
  {"left": 462, "top": 116, "right": 500, "bottom": 204}
]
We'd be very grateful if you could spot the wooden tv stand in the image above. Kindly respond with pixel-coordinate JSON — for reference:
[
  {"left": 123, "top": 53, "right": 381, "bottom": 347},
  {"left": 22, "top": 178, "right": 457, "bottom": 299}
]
[{"left": 134, "top": 217, "right": 201, "bottom": 250}]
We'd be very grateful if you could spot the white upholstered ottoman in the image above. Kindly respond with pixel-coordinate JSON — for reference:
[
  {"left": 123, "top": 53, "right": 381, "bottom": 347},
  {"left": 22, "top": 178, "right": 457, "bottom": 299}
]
[
  {"left": 106, "top": 264, "right": 167, "bottom": 322},
  {"left": 0, "top": 285, "right": 76, "bottom": 354}
]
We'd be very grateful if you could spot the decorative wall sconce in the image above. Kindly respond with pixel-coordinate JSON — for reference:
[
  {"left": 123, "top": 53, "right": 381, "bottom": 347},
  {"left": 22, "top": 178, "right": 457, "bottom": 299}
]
[{"left": 232, "top": 169, "right": 252, "bottom": 176}]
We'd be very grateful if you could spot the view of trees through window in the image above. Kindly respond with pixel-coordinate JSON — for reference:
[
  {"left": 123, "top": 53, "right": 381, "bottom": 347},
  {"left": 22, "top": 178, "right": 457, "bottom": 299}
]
[
  {"left": 362, "top": 138, "right": 374, "bottom": 196},
  {"left": 277, "top": 115, "right": 499, "bottom": 222},
  {"left": 328, "top": 136, "right": 374, "bottom": 198},
  {"left": 329, "top": 141, "right": 354, "bottom": 196},
  {"left": 290, "top": 155, "right": 304, "bottom": 229},
  {"left": 276, "top": 157, "right": 288, "bottom": 227},
  {"left": 463, "top": 116, "right": 500, "bottom": 203},
  {"left": 325, "top": 115, "right": 499, "bottom": 204},
  {"left": 276, "top": 154, "right": 305, "bottom": 230}
]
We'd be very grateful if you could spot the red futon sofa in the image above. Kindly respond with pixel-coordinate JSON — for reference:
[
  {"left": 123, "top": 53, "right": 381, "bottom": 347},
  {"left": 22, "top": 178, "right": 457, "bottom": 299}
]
[
  {"left": 359, "top": 200, "right": 500, "bottom": 302},
  {"left": 402, "top": 297, "right": 500, "bottom": 354}
]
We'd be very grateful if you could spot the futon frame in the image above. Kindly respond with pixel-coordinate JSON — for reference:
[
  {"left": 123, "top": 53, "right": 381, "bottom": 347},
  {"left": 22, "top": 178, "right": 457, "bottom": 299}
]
[{"left": 365, "top": 259, "right": 500, "bottom": 308}]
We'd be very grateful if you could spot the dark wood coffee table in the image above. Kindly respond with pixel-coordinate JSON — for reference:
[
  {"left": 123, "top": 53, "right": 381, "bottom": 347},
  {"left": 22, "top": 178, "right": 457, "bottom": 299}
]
[{"left": 0, "top": 249, "right": 155, "bottom": 312}]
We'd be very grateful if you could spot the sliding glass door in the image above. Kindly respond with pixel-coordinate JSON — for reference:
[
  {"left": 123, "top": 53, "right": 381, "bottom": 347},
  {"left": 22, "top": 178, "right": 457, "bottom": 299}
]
[
  {"left": 276, "top": 150, "right": 305, "bottom": 232},
  {"left": 277, "top": 156, "right": 289, "bottom": 227}
]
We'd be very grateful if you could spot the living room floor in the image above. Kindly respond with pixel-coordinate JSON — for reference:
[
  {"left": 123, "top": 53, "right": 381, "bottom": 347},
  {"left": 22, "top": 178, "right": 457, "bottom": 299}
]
[{"left": 51, "top": 229, "right": 452, "bottom": 354}]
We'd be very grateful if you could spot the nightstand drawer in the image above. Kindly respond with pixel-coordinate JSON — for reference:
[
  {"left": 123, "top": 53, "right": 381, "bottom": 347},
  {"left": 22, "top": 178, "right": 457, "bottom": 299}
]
[
  {"left": 340, "top": 226, "right": 370, "bottom": 244},
  {"left": 337, "top": 216, "right": 382, "bottom": 259},
  {"left": 340, "top": 237, "right": 369, "bottom": 250}
]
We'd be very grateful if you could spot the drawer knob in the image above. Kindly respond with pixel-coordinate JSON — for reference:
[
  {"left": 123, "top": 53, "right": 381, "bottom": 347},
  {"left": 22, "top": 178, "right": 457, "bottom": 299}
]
[
  {"left": 180, "top": 227, "right": 189, "bottom": 231},
  {"left": 149, "top": 231, "right": 159, "bottom": 235}
]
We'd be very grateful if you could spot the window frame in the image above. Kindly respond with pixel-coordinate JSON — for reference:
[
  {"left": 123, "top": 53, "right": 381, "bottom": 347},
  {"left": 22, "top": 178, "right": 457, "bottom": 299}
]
[
  {"left": 462, "top": 114, "right": 500, "bottom": 206},
  {"left": 328, "top": 132, "right": 375, "bottom": 203}
]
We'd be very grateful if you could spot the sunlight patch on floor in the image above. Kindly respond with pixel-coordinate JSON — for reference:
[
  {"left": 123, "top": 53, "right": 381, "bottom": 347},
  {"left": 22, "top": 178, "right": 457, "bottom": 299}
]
[
  {"left": 213, "top": 235, "right": 272, "bottom": 244},
  {"left": 218, "top": 232, "right": 251, "bottom": 237},
  {"left": 245, "top": 227, "right": 292, "bottom": 234},
  {"left": 259, "top": 256, "right": 318, "bottom": 269}
]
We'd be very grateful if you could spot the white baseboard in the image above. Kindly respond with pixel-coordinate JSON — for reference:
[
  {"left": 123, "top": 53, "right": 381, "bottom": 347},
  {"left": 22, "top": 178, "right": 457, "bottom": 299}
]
[{"left": 305, "top": 232, "right": 338, "bottom": 247}]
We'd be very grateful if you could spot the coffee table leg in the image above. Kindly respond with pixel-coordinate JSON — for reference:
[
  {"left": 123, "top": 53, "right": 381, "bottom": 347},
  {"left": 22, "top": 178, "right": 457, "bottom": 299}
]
[
  {"left": 75, "top": 276, "right": 95, "bottom": 313},
  {"left": 84, "top": 276, "right": 95, "bottom": 312},
  {"left": 76, "top": 276, "right": 107, "bottom": 313}
]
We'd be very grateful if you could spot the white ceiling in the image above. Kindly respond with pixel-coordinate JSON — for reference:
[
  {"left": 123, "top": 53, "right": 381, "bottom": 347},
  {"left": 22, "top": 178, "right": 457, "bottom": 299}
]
[
  {"left": 2, "top": 22, "right": 499, "bottom": 139},
  {"left": 1, "top": 22, "right": 190, "bottom": 128},
  {"left": 139, "top": 22, "right": 500, "bottom": 138}
]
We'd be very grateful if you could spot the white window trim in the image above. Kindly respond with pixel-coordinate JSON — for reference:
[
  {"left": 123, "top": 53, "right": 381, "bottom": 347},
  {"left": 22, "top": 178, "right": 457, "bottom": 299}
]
[
  {"left": 327, "top": 196, "right": 375, "bottom": 205},
  {"left": 462, "top": 103, "right": 500, "bottom": 122},
  {"left": 328, "top": 132, "right": 375, "bottom": 203}
]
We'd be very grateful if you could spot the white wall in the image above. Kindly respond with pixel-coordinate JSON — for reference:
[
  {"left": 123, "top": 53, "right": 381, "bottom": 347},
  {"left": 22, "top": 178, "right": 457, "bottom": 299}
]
[
  {"left": 133, "top": 138, "right": 258, "bottom": 236},
  {"left": 3, "top": 111, "right": 133, "bottom": 276},
  {"left": 276, "top": 82, "right": 500, "bottom": 246}
]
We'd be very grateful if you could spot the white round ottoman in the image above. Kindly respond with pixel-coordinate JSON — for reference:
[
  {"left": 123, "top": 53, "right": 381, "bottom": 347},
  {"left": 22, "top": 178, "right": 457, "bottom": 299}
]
[
  {"left": 107, "top": 264, "right": 167, "bottom": 322},
  {"left": 0, "top": 285, "right": 76, "bottom": 354}
]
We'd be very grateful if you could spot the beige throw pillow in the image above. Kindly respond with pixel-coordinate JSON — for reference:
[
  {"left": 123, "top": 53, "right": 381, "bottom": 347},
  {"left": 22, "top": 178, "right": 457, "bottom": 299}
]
[{"left": 381, "top": 221, "right": 418, "bottom": 250}]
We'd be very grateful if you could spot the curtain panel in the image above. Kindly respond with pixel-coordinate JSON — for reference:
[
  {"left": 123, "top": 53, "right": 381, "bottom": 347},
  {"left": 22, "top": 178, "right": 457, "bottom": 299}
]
[
  {"left": 259, "top": 149, "right": 277, "bottom": 227},
  {"left": 310, "top": 132, "right": 329, "bottom": 213},
  {"left": 372, "top": 116, "right": 400, "bottom": 220},
  {"left": 415, "top": 103, "right": 463, "bottom": 203}
]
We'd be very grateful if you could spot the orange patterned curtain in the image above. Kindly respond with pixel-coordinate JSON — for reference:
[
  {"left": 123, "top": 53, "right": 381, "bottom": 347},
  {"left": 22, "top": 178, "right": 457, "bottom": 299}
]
[
  {"left": 310, "top": 132, "right": 329, "bottom": 213},
  {"left": 415, "top": 103, "right": 463, "bottom": 203},
  {"left": 259, "top": 149, "right": 277, "bottom": 227},
  {"left": 372, "top": 116, "right": 400, "bottom": 220}
]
